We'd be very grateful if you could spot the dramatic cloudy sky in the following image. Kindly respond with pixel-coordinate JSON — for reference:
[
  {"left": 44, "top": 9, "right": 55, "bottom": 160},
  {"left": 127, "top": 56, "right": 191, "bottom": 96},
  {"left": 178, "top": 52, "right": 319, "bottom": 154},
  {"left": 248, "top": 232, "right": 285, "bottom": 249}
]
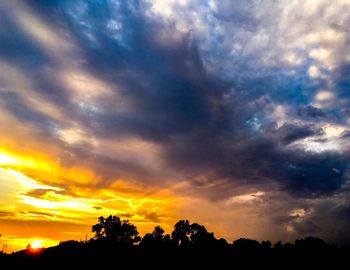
[{"left": 0, "top": 0, "right": 350, "bottom": 251}]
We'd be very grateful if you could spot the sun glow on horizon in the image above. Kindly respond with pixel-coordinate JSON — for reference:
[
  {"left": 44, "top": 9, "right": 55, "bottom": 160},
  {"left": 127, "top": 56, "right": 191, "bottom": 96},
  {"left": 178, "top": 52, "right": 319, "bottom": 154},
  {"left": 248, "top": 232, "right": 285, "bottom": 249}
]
[
  {"left": 30, "top": 240, "right": 43, "bottom": 249},
  {"left": 0, "top": 152, "right": 20, "bottom": 166}
]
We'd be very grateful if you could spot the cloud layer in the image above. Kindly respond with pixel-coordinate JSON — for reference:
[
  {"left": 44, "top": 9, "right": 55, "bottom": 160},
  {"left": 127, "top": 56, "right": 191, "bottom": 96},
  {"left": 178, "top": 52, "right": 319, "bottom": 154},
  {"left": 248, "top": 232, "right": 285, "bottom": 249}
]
[{"left": 0, "top": 0, "right": 350, "bottom": 248}]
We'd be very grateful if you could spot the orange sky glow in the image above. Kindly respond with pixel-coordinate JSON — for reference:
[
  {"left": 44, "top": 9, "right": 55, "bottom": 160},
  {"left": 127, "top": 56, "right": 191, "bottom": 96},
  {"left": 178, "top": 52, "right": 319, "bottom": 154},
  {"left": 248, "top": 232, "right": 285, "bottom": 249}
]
[{"left": 0, "top": 147, "right": 182, "bottom": 252}]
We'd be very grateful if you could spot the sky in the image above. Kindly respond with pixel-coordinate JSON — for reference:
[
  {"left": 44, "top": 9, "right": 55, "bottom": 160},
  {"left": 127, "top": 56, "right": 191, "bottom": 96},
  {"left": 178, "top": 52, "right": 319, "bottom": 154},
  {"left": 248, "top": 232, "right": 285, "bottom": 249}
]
[{"left": 0, "top": 0, "right": 350, "bottom": 252}]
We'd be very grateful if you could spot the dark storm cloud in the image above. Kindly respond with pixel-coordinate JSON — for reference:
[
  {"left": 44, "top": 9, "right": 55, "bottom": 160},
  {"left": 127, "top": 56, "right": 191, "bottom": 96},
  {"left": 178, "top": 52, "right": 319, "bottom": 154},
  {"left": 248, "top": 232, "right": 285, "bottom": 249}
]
[
  {"left": 164, "top": 129, "right": 348, "bottom": 197},
  {"left": 341, "top": 130, "right": 350, "bottom": 138},
  {"left": 0, "top": 91, "right": 62, "bottom": 136},
  {"left": 0, "top": 0, "right": 348, "bottom": 199},
  {"left": 293, "top": 220, "right": 319, "bottom": 234},
  {"left": 276, "top": 123, "right": 323, "bottom": 145},
  {"left": 0, "top": 8, "right": 48, "bottom": 66},
  {"left": 298, "top": 105, "right": 326, "bottom": 118},
  {"left": 2, "top": 0, "right": 223, "bottom": 142}
]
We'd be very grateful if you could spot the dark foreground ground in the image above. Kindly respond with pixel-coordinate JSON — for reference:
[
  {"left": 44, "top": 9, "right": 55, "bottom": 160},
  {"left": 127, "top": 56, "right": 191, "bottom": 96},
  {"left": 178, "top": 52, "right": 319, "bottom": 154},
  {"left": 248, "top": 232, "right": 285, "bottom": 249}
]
[{"left": 1, "top": 238, "right": 349, "bottom": 269}]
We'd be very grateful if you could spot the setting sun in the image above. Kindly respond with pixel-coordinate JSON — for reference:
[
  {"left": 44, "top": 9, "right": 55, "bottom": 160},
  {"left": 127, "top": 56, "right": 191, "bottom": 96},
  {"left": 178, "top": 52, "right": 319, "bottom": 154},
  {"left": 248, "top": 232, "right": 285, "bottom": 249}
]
[{"left": 31, "top": 240, "right": 43, "bottom": 249}]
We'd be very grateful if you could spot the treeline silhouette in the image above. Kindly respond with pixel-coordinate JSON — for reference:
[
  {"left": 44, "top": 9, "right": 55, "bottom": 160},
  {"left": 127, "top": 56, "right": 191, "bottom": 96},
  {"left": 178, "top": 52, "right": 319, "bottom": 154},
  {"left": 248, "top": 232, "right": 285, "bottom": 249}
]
[{"left": 1, "top": 215, "right": 349, "bottom": 269}]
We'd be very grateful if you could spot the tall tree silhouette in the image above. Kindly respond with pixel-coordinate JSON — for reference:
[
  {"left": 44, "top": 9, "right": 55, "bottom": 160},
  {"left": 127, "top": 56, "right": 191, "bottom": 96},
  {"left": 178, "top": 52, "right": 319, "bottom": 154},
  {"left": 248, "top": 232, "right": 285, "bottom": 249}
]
[
  {"left": 91, "top": 215, "right": 140, "bottom": 244},
  {"left": 172, "top": 220, "right": 191, "bottom": 246}
]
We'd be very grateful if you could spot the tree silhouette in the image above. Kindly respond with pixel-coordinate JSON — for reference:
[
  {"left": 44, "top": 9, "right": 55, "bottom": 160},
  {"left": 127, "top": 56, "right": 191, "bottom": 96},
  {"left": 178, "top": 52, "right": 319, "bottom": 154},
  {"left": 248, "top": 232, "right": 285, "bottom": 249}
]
[
  {"left": 171, "top": 220, "right": 219, "bottom": 247},
  {"left": 189, "top": 223, "right": 216, "bottom": 247},
  {"left": 152, "top": 225, "right": 165, "bottom": 240},
  {"left": 172, "top": 220, "right": 191, "bottom": 246},
  {"left": 0, "top": 216, "right": 349, "bottom": 269},
  {"left": 232, "top": 238, "right": 261, "bottom": 253},
  {"left": 140, "top": 226, "right": 166, "bottom": 247},
  {"left": 91, "top": 216, "right": 105, "bottom": 239},
  {"left": 91, "top": 215, "right": 141, "bottom": 244}
]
